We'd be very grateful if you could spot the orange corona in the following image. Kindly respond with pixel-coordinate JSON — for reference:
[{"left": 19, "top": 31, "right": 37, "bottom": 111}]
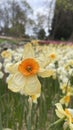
[{"left": 18, "top": 58, "right": 39, "bottom": 76}]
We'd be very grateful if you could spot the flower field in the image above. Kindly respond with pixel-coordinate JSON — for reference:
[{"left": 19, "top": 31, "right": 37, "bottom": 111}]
[{"left": 0, "top": 40, "right": 73, "bottom": 130}]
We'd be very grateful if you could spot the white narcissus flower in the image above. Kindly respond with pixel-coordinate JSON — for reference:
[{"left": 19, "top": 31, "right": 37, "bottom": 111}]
[
  {"left": 0, "top": 62, "right": 2, "bottom": 69},
  {"left": 69, "top": 122, "right": 73, "bottom": 130},
  {"left": 0, "top": 71, "right": 4, "bottom": 79},
  {"left": 55, "top": 103, "right": 73, "bottom": 130},
  {"left": 3, "top": 128, "right": 12, "bottom": 130},
  {"left": 1, "top": 49, "right": 13, "bottom": 60},
  {"left": 6, "top": 43, "right": 53, "bottom": 103},
  {"left": 49, "top": 52, "right": 57, "bottom": 62},
  {"left": 55, "top": 103, "right": 66, "bottom": 119},
  {"left": 0, "top": 62, "right": 4, "bottom": 79},
  {"left": 60, "top": 84, "right": 73, "bottom": 95}
]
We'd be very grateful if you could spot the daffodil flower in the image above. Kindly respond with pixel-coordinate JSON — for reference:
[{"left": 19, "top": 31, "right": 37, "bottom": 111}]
[
  {"left": 0, "top": 62, "right": 4, "bottom": 78},
  {"left": 60, "top": 95, "right": 70, "bottom": 107},
  {"left": 55, "top": 103, "right": 73, "bottom": 130},
  {"left": 6, "top": 43, "right": 53, "bottom": 102},
  {"left": 3, "top": 128, "right": 12, "bottom": 130},
  {"left": 60, "top": 84, "right": 73, "bottom": 95},
  {"left": 1, "top": 49, "right": 13, "bottom": 60}
]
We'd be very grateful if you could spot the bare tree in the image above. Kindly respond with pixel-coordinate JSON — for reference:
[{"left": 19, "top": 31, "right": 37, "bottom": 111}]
[{"left": 0, "top": 0, "right": 34, "bottom": 37}]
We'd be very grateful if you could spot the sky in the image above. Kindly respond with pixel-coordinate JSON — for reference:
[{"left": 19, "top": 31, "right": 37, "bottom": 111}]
[
  {"left": 26, "top": 0, "right": 56, "bottom": 36},
  {"left": 26, "top": 0, "right": 56, "bottom": 23},
  {"left": 0, "top": 0, "right": 56, "bottom": 36}
]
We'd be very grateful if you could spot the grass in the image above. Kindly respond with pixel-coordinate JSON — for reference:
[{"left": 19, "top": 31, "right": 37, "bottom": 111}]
[{"left": 0, "top": 38, "right": 23, "bottom": 44}]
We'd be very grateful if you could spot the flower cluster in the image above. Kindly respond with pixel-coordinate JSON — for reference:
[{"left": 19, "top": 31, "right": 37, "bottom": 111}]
[
  {"left": 55, "top": 103, "right": 73, "bottom": 130},
  {"left": 1, "top": 40, "right": 73, "bottom": 130}
]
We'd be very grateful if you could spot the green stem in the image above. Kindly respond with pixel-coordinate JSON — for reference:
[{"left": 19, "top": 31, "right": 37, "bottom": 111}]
[
  {"left": 27, "top": 99, "right": 32, "bottom": 130},
  {"left": 48, "top": 117, "right": 65, "bottom": 129},
  {"left": 0, "top": 92, "right": 3, "bottom": 130},
  {"left": 0, "top": 111, "right": 3, "bottom": 130}
]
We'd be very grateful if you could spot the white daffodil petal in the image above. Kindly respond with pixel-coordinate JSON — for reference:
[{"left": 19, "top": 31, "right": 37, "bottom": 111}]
[
  {"left": 0, "top": 62, "right": 2, "bottom": 69},
  {"left": 55, "top": 103, "right": 65, "bottom": 115},
  {"left": 23, "top": 75, "right": 41, "bottom": 96},
  {"left": 38, "top": 68, "right": 54, "bottom": 78},
  {"left": 5, "top": 62, "right": 19, "bottom": 73},
  {"left": 7, "top": 72, "right": 26, "bottom": 92},
  {"left": 23, "top": 43, "right": 34, "bottom": 59},
  {"left": 68, "top": 109, "right": 73, "bottom": 118},
  {"left": 69, "top": 122, "right": 73, "bottom": 130},
  {"left": 63, "top": 122, "right": 69, "bottom": 130},
  {"left": 55, "top": 109, "right": 65, "bottom": 119},
  {"left": 0, "top": 71, "right": 4, "bottom": 78}
]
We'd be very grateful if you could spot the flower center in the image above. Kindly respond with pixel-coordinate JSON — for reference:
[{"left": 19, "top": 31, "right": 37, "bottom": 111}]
[
  {"left": 64, "top": 96, "right": 70, "bottom": 103},
  {"left": 49, "top": 53, "right": 56, "bottom": 59},
  {"left": 65, "top": 109, "right": 73, "bottom": 123},
  {"left": 18, "top": 58, "right": 39, "bottom": 76},
  {"left": 26, "top": 65, "right": 32, "bottom": 72}
]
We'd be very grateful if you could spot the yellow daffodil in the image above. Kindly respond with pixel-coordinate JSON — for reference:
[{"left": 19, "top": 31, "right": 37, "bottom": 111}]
[
  {"left": 49, "top": 53, "right": 56, "bottom": 60},
  {"left": 6, "top": 43, "right": 53, "bottom": 102},
  {"left": 60, "top": 84, "right": 73, "bottom": 96},
  {"left": 60, "top": 95, "right": 70, "bottom": 106},
  {"left": 1, "top": 49, "right": 13, "bottom": 60},
  {"left": 60, "top": 84, "right": 68, "bottom": 94},
  {"left": 55, "top": 103, "right": 73, "bottom": 130}
]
